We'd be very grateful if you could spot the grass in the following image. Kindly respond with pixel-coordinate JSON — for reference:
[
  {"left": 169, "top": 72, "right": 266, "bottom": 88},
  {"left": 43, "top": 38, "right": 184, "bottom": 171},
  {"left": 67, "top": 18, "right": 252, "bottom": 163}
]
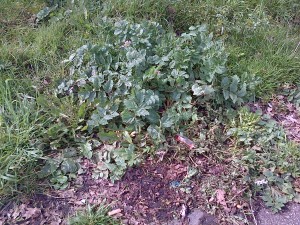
[
  {"left": 69, "top": 205, "right": 120, "bottom": 225},
  {"left": 0, "top": 0, "right": 300, "bottom": 221},
  {"left": 0, "top": 0, "right": 102, "bottom": 84},
  {"left": 0, "top": 79, "right": 44, "bottom": 199},
  {"left": 0, "top": 0, "right": 105, "bottom": 200},
  {"left": 228, "top": 26, "right": 300, "bottom": 97}
]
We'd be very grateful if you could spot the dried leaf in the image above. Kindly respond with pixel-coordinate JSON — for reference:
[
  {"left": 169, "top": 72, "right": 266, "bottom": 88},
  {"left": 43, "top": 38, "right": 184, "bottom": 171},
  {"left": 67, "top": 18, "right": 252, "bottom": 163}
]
[
  {"left": 23, "top": 208, "right": 41, "bottom": 219},
  {"left": 12, "top": 204, "right": 26, "bottom": 219},
  {"left": 12, "top": 209, "right": 20, "bottom": 219},
  {"left": 108, "top": 208, "right": 122, "bottom": 216},
  {"left": 216, "top": 189, "right": 227, "bottom": 206},
  {"left": 50, "top": 219, "right": 61, "bottom": 225}
]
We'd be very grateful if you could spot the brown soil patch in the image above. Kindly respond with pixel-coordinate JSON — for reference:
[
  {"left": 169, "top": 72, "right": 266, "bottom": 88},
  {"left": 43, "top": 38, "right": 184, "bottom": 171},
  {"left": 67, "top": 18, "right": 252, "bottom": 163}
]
[
  {"left": 117, "top": 159, "right": 190, "bottom": 224},
  {"left": 1, "top": 150, "right": 253, "bottom": 225}
]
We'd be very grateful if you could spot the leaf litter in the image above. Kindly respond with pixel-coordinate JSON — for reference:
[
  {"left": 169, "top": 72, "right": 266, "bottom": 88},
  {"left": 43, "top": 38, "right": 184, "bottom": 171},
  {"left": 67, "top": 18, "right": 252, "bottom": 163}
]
[
  {"left": 0, "top": 131, "right": 253, "bottom": 225},
  {"left": 249, "top": 85, "right": 300, "bottom": 143}
]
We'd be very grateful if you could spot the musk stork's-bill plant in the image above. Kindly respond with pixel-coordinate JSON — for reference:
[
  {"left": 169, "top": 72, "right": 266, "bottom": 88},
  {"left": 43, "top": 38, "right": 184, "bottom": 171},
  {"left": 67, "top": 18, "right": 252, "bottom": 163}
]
[{"left": 57, "top": 19, "right": 257, "bottom": 180}]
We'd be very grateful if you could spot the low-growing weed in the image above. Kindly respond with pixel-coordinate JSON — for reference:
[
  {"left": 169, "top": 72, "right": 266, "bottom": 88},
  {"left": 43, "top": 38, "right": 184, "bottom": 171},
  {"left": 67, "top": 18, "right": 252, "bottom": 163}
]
[
  {"left": 69, "top": 204, "right": 120, "bottom": 225},
  {"left": 54, "top": 18, "right": 257, "bottom": 181},
  {"left": 228, "top": 107, "right": 300, "bottom": 212}
]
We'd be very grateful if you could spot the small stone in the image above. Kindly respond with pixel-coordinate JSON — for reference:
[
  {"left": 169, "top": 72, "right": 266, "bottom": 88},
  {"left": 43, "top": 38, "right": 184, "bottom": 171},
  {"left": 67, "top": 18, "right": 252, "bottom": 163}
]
[{"left": 188, "top": 209, "right": 205, "bottom": 225}]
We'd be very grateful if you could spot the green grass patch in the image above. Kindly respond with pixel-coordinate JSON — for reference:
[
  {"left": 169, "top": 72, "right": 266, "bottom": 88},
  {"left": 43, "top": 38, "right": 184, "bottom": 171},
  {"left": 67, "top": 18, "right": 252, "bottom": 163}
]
[
  {"left": 228, "top": 26, "right": 300, "bottom": 97},
  {"left": 69, "top": 205, "right": 120, "bottom": 225},
  {"left": 0, "top": 79, "right": 45, "bottom": 198}
]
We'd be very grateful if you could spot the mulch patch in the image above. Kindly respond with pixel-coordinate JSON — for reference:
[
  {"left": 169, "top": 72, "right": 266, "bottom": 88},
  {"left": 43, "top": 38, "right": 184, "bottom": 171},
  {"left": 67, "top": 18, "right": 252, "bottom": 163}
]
[
  {"left": 0, "top": 144, "right": 254, "bottom": 225},
  {"left": 0, "top": 155, "right": 219, "bottom": 224},
  {"left": 116, "top": 158, "right": 190, "bottom": 224}
]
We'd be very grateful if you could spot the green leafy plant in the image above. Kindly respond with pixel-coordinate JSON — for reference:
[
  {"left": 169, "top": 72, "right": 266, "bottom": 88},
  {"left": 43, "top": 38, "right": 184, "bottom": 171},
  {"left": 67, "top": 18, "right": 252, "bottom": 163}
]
[
  {"left": 228, "top": 107, "right": 300, "bottom": 212},
  {"left": 259, "top": 170, "right": 294, "bottom": 213},
  {"left": 57, "top": 19, "right": 257, "bottom": 181},
  {"left": 284, "top": 84, "right": 300, "bottom": 110},
  {"left": 92, "top": 141, "right": 140, "bottom": 182},
  {"left": 38, "top": 146, "right": 82, "bottom": 189},
  {"left": 36, "top": 4, "right": 59, "bottom": 23}
]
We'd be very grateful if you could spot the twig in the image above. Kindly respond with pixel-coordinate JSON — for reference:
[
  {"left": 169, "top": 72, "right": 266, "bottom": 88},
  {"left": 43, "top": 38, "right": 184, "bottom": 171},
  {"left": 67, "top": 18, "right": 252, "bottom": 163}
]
[
  {"left": 188, "top": 155, "right": 198, "bottom": 167},
  {"left": 0, "top": 201, "right": 13, "bottom": 214},
  {"left": 35, "top": 192, "right": 71, "bottom": 200},
  {"left": 228, "top": 188, "right": 247, "bottom": 202}
]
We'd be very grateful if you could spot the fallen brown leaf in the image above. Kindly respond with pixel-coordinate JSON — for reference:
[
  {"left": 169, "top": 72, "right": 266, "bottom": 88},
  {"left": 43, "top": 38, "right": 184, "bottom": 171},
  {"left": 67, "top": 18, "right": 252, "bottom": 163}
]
[
  {"left": 108, "top": 208, "right": 122, "bottom": 216},
  {"left": 23, "top": 208, "right": 41, "bottom": 219},
  {"left": 216, "top": 189, "right": 227, "bottom": 207},
  {"left": 50, "top": 218, "right": 62, "bottom": 225}
]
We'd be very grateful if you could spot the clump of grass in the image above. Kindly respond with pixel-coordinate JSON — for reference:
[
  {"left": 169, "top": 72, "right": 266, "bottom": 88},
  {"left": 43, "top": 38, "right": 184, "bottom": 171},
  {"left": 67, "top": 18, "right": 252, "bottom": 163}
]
[
  {"left": 102, "top": 0, "right": 170, "bottom": 25},
  {"left": 69, "top": 205, "right": 120, "bottom": 225},
  {"left": 0, "top": 79, "right": 46, "bottom": 198},
  {"left": 263, "top": 0, "right": 300, "bottom": 23},
  {"left": 228, "top": 26, "right": 300, "bottom": 97}
]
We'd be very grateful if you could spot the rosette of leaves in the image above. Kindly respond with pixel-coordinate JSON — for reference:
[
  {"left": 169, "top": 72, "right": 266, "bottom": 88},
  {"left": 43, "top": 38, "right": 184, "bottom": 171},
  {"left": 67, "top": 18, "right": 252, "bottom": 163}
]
[{"left": 58, "top": 19, "right": 256, "bottom": 180}]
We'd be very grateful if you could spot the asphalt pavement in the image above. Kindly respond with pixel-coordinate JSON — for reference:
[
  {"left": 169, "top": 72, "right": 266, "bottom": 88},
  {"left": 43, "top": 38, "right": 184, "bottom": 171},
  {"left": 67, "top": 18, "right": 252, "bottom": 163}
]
[{"left": 257, "top": 203, "right": 300, "bottom": 225}]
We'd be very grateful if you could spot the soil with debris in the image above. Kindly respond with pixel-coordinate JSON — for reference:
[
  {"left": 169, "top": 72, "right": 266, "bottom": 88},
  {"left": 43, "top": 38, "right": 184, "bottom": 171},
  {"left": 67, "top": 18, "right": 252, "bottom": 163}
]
[
  {"left": 249, "top": 90, "right": 300, "bottom": 143},
  {"left": 117, "top": 159, "right": 190, "bottom": 224},
  {"left": 0, "top": 150, "right": 251, "bottom": 225}
]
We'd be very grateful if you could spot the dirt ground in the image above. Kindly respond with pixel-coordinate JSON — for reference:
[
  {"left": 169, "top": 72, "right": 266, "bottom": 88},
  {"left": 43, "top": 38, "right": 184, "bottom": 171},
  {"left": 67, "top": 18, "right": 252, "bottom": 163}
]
[{"left": 0, "top": 153, "right": 252, "bottom": 225}]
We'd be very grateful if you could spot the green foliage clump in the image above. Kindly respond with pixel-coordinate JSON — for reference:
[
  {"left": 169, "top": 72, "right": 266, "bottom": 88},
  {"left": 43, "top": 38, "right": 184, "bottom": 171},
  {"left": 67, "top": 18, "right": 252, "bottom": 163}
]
[
  {"left": 102, "top": 0, "right": 300, "bottom": 97},
  {"left": 56, "top": 19, "right": 257, "bottom": 180}
]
